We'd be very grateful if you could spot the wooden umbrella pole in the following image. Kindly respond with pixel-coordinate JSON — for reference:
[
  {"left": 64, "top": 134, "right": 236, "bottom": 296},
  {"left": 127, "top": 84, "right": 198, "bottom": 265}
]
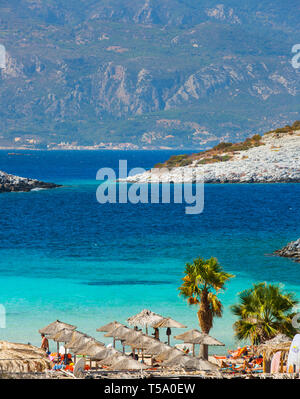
[
  {"left": 280, "top": 352, "right": 284, "bottom": 373},
  {"left": 142, "top": 349, "right": 144, "bottom": 363},
  {"left": 263, "top": 352, "right": 266, "bottom": 373}
]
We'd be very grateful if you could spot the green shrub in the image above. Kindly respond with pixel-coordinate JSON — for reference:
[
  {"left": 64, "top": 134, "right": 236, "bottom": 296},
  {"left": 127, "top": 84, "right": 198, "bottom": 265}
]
[
  {"left": 251, "top": 134, "right": 262, "bottom": 141},
  {"left": 212, "top": 142, "right": 233, "bottom": 151},
  {"left": 292, "top": 121, "right": 300, "bottom": 130},
  {"left": 179, "top": 158, "right": 193, "bottom": 166},
  {"left": 154, "top": 162, "right": 164, "bottom": 168}
]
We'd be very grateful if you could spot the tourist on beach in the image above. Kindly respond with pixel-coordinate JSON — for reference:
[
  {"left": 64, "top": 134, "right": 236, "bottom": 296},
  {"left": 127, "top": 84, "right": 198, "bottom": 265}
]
[
  {"left": 40, "top": 334, "right": 49, "bottom": 353},
  {"left": 152, "top": 328, "right": 160, "bottom": 340}
]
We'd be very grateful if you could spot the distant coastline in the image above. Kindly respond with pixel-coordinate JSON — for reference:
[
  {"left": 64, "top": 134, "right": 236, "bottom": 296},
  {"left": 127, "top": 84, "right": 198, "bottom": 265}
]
[{"left": 0, "top": 146, "right": 194, "bottom": 151}]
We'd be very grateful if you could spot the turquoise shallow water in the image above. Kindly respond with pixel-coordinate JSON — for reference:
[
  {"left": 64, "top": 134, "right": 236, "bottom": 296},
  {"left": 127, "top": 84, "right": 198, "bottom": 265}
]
[{"left": 0, "top": 150, "right": 300, "bottom": 353}]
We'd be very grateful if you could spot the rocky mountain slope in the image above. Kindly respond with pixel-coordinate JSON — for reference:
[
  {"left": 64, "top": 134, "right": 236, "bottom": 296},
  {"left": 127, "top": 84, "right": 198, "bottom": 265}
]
[
  {"left": 0, "top": 1, "right": 299, "bottom": 148},
  {"left": 124, "top": 122, "right": 300, "bottom": 183}
]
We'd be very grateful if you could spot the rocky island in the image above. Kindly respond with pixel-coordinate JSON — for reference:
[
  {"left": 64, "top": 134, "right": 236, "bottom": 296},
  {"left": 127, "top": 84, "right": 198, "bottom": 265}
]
[
  {"left": 123, "top": 122, "right": 300, "bottom": 184},
  {"left": 275, "top": 239, "right": 300, "bottom": 262},
  {"left": 0, "top": 171, "right": 61, "bottom": 193}
]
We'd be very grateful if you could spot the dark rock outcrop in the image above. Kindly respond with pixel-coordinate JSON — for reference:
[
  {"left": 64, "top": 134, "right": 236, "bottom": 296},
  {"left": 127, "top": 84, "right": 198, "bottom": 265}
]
[
  {"left": 275, "top": 239, "right": 300, "bottom": 262},
  {"left": 0, "top": 171, "right": 61, "bottom": 193}
]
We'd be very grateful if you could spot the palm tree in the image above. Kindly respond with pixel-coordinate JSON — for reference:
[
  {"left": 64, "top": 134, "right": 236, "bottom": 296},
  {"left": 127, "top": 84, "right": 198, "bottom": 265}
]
[
  {"left": 231, "top": 282, "right": 298, "bottom": 345},
  {"left": 178, "top": 257, "right": 234, "bottom": 359}
]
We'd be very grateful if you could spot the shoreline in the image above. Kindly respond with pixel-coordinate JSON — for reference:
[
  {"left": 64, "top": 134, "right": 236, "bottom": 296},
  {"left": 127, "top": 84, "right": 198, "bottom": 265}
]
[
  {"left": 0, "top": 147, "right": 197, "bottom": 152},
  {"left": 122, "top": 130, "right": 300, "bottom": 184}
]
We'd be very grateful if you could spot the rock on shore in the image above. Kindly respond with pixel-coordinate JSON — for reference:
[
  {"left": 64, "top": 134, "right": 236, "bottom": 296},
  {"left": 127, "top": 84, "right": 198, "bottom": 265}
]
[
  {"left": 0, "top": 170, "right": 61, "bottom": 193},
  {"left": 275, "top": 239, "right": 300, "bottom": 262},
  {"left": 123, "top": 130, "right": 300, "bottom": 183}
]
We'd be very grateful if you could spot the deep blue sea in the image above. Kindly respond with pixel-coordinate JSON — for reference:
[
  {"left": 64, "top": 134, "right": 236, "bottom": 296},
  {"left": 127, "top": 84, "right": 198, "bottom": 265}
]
[{"left": 0, "top": 150, "right": 300, "bottom": 353}]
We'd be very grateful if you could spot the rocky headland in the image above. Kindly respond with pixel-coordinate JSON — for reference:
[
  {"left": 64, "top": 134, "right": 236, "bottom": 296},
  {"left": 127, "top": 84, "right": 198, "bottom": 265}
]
[
  {"left": 0, "top": 171, "right": 61, "bottom": 193},
  {"left": 123, "top": 122, "right": 300, "bottom": 184},
  {"left": 275, "top": 239, "right": 300, "bottom": 262}
]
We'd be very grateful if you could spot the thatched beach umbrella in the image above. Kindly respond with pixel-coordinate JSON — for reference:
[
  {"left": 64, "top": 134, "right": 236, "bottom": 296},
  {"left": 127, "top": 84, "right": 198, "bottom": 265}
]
[
  {"left": 39, "top": 320, "right": 77, "bottom": 336},
  {"left": 99, "top": 352, "right": 126, "bottom": 367},
  {"left": 0, "top": 341, "right": 51, "bottom": 373},
  {"left": 174, "top": 329, "right": 224, "bottom": 359},
  {"left": 72, "top": 340, "right": 105, "bottom": 369},
  {"left": 104, "top": 325, "right": 132, "bottom": 339},
  {"left": 73, "top": 341, "right": 105, "bottom": 357},
  {"left": 96, "top": 321, "right": 124, "bottom": 333},
  {"left": 127, "top": 309, "right": 164, "bottom": 335},
  {"left": 49, "top": 328, "right": 75, "bottom": 343},
  {"left": 174, "top": 329, "right": 201, "bottom": 356},
  {"left": 184, "top": 357, "right": 218, "bottom": 372},
  {"left": 162, "top": 354, "right": 189, "bottom": 367},
  {"left": 256, "top": 334, "right": 292, "bottom": 373},
  {"left": 111, "top": 357, "right": 148, "bottom": 371},
  {"left": 123, "top": 334, "right": 156, "bottom": 362},
  {"left": 124, "top": 334, "right": 154, "bottom": 348},
  {"left": 49, "top": 327, "right": 78, "bottom": 359},
  {"left": 92, "top": 347, "right": 119, "bottom": 361},
  {"left": 163, "top": 353, "right": 217, "bottom": 371},
  {"left": 155, "top": 347, "right": 184, "bottom": 362},
  {"left": 143, "top": 342, "right": 169, "bottom": 356},
  {"left": 104, "top": 325, "right": 137, "bottom": 349},
  {"left": 65, "top": 331, "right": 94, "bottom": 350},
  {"left": 39, "top": 320, "right": 77, "bottom": 355},
  {"left": 259, "top": 333, "right": 291, "bottom": 348},
  {"left": 153, "top": 317, "right": 186, "bottom": 345}
]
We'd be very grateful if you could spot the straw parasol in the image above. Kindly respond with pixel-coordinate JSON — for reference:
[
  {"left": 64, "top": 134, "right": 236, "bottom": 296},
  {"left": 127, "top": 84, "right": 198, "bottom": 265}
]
[
  {"left": 96, "top": 321, "right": 124, "bottom": 333},
  {"left": 162, "top": 354, "right": 189, "bottom": 367},
  {"left": 174, "top": 329, "right": 224, "bottom": 358},
  {"left": 123, "top": 334, "right": 156, "bottom": 362},
  {"left": 143, "top": 341, "right": 169, "bottom": 355},
  {"left": 155, "top": 347, "right": 184, "bottom": 362},
  {"left": 256, "top": 334, "right": 292, "bottom": 372},
  {"left": 153, "top": 317, "right": 186, "bottom": 345},
  {"left": 39, "top": 320, "right": 77, "bottom": 355},
  {"left": 64, "top": 331, "right": 94, "bottom": 350},
  {"left": 99, "top": 352, "right": 126, "bottom": 367},
  {"left": 162, "top": 353, "right": 217, "bottom": 371},
  {"left": 111, "top": 357, "right": 148, "bottom": 371},
  {"left": 0, "top": 341, "right": 51, "bottom": 373},
  {"left": 174, "top": 329, "right": 202, "bottom": 342},
  {"left": 104, "top": 325, "right": 139, "bottom": 349},
  {"left": 183, "top": 357, "right": 218, "bottom": 372},
  {"left": 124, "top": 334, "right": 154, "bottom": 348},
  {"left": 104, "top": 325, "right": 133, "bottom": 340},
  {"left": 189, "top": 334, "right": 225, "bottom": 346},
  {"left": 72, "top": 341, "right": 105, "bottom": 357},
  {"left": 39, "top": 320, "right": 77, "bottom": 336},
  {"left": 127, "top": 309, "right": 164, "bottom": 335},
  {"left": 49, "top": 328, "right": 75, "bottom": 343},
  {"left": 92, "top": 347, "right": 119, "bottom": 361}
]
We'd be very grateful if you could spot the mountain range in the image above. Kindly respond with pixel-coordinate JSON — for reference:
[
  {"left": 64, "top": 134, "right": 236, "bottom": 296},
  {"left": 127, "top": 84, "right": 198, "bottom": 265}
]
[{"left": 0, "top": 0, "right": 299, "bottom": 149}]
